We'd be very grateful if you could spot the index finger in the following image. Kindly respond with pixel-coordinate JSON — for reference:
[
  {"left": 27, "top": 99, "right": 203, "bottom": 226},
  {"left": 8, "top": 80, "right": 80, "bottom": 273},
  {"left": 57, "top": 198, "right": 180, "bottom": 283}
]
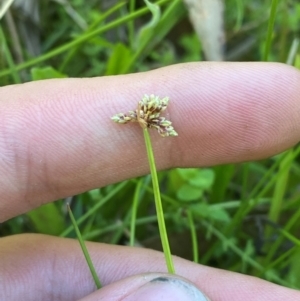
[{"left": 0, "top": 62, "right": 300, "bottom": 221}]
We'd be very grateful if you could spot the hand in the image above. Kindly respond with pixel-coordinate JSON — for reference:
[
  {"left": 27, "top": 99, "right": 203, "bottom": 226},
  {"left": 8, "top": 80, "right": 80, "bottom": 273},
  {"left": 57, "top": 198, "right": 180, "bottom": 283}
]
[{"left": 1, "top": 62, "right": 300, "bottom": 301}]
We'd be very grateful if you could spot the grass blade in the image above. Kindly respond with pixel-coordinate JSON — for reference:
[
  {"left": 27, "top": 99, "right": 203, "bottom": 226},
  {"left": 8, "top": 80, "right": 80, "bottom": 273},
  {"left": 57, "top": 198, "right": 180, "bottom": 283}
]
[
  {"left": 263, "top": 0, "right": 279, "bottom": 61},
  {"left": 67, "top": 204, "right": 102, "bottom": 289}
]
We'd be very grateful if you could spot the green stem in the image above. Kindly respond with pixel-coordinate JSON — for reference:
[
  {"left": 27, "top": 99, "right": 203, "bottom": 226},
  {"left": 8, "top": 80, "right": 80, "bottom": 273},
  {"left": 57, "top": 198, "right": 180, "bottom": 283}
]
[
  {"left": 143, "top": 128, "right": 175, "bottom": 274},
  {"left": 0, "top": 26, "right": 21, "bottom": 83},
  {"left": 263, "top": 0, "right": 279, "bottom": 61},
  {"left": 187, "top": 209, "right": 198, "bottom": 263},
  {"left": 67, "top": 204, "right": 102, "bottom": 289},
  {"left": 128, "top": 0, "right": 136, "bottom": 49},
  {"left": 130, "top": 178, "right": 142, "bottom": 246}
]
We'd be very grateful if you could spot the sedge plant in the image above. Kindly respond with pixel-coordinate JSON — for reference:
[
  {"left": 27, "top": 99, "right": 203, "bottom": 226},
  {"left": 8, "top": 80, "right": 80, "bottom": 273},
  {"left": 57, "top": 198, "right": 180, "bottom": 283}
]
[{"left": 112, "top": 94, "right": 177, "bottom": 274}]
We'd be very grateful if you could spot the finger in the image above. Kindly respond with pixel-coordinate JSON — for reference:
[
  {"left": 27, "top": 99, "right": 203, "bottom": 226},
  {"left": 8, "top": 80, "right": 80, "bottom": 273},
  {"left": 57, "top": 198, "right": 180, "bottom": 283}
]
[
  {"left": 79, "top": 274, "right": 210, "bottom": 301},
  {"left": 0, "top": 234, "right": 298, "bottom": 301},
  {"left": 1, "top": 62, "right": 300, "bottom": 220}
]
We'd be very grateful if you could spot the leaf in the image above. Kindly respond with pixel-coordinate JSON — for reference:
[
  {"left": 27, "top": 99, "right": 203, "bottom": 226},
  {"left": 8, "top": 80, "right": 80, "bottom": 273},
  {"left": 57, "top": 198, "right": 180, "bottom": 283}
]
[
  {"left": 179, "top": 33, "right": 202, "bottom": 62},
  {"left": 295, "top": 54, "right": 300, "bottom": 69},
  {"left": 221, "top": 237, "right": 237, "bottom": 252},
  {"left": 177, "top": 184, "right": 203, "bottom": 201},
  {"left": 285, "top": 247, "right": 300, "bottom": 286},
  {"left": 88, "top": 189, "right": 101, "bottom": 202},
  {"left": 208, "top": 207, "right": 231, "bottom": 223},
  {"left": 190, "top": 203, "right": 210, "bottom": 217},
  {"left": 135, "top": 0, "right": 161, "bottom": 49},
  {"left": 123, "top": 0, "right": 186, "bottom": 73},
  {"left": 177, "top": 168, "right": 214, "bottom": 189},
  {"left": 105, "top": 43, "right": 132, "bottom": 75},
  {"left": 191, "top": 203, "right": 230, "bottom": 222},
  {"left": 31, "top": 66, "right": 67, "bottom": 80},
  {"left": 211, "top": 164, "right": 235, "bottom": 203},
  {"left": 177, "top": 168, "right": 198, "bottom": 181},
  {"left": 27, "top": 202, "right": 65, "bottom": 235},
  {"left": 189, "top": 169, "right": 215, "bottom": 189}
]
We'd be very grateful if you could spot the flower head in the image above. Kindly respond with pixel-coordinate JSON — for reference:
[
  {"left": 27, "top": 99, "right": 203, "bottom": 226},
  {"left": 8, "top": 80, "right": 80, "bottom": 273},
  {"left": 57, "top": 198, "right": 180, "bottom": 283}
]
[{"left": 111, "top": 94, "right": 178, "bottom": 137}]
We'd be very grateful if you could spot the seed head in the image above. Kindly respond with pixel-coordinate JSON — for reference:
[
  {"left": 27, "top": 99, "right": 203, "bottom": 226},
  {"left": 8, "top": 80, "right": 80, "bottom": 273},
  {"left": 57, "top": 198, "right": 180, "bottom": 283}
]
[{"left": 111, "top": 94, "right": 178, "bottom": 137}]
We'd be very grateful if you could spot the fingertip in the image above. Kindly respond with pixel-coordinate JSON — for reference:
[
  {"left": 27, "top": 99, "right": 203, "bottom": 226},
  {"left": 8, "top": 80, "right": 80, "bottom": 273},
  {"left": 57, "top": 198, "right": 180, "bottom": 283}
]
[
  {"left": 79, "top": 274, "right": 210, "bottom": 301},
  {"left": 122, "top": 276, "right": 210, "bottom": 301}
]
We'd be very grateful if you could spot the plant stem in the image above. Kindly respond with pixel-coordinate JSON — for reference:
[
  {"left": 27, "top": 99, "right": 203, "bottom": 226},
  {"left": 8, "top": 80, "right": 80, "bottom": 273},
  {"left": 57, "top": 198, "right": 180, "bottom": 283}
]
[
  {"left": 0, "top": 26, "right": 21, "bottom": 83},
  {"left": 67, "top": 204, "right": 102, "bottom": 289},
  {"left": 187, "top": 209, "right": 198, "bottom": 263},
  {"left": 143, "top": 128, "right": 175, "bottom": 274},
  {"left": 130, "top": 178, "right": 142, "bottom": 246},
  {"left": 128, "top": 0, "right": 136, "bottom": 49},
  {"left": 263, "top": 0, "right": 279, "bottom": 61}
]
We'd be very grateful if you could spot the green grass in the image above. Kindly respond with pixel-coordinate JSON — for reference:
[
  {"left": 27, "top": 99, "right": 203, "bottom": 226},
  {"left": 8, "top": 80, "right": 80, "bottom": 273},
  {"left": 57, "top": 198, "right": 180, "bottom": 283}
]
[
  {"left": 1, "top": 0, "right": 300, "bottom": 290},
  {"left": 67, "top": 204, "right": 102, "bottom": 289},
  {"left": 143, "top": 127, "right": 175, "bottom": 274}
]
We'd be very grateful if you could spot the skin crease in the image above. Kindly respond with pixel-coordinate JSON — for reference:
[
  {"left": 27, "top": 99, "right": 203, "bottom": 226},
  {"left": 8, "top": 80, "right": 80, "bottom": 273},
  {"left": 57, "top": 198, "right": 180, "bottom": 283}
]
[{"left": 1, "top": 62, "right": 300, "bottom": 300}]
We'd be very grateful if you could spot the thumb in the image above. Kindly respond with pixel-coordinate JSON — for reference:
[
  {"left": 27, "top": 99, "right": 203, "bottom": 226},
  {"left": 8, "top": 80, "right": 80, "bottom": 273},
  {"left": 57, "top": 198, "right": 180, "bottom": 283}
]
[{"left": 79, "top": 273, "right": 210, "bottom": 301}]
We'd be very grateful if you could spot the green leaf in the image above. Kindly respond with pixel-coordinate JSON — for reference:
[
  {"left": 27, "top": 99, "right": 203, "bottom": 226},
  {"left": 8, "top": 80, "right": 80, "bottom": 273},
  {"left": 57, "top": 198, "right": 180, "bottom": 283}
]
[
  {"left": 191, "top": 203, "right": 230, "bottom": 222},
  {"left": 211, "top": 165, "right": 235, "bottom": 203},
  {"left": 27, "top": 202, "right": 65, "bottom": 235},
  {"left": 135, "top": 0, "right": 161, "bottom": 49},
  {"left": 287, "top": 248, "right": 300, "bottom": 286},
  {"left": 87, "top": 189, "right": 101, "bottom": 202},
  {"left": 177, "top": 168, "right": 214, "bottom": 190},
  {"left": 123, "top": 0, "right": 186, "bottom": 73},
  {"left": 208, "top": 207, "right": 231, "bottom": 223},
  {"left": 105, "top": 43, "right": 132, "bottom": 75},
  {"left": 31, "top": 66, "right": 67, "bottom": 80},
  {"left": 189, "top": 169, "right": 215, "bottom": 189},
  {"left": 179, "top": 33, "right": 202, "bottom": 62},
  {"left": 222, "top": 237, "right": 237, "bottom": 252},
  {"left": 190, "top": 203, "right": 210, "bottom": 217},
  {"left": 295, "top": 54, "right": 300, "bottom": 69},
  {"left": 177, "top": 168, "right": 198, "bottom": 181},
  {"left": 0, "top": 26, "right": 21, "bottom": 84},
  {"left": 177, "top": 184, "right": 203, "bottom": 201}
]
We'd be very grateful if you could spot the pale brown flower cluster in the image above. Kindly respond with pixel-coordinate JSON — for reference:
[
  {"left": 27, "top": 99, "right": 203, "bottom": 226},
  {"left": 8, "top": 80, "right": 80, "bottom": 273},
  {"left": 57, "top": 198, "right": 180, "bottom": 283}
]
[{"left": 111, "top": 94, "right": 178, "bottom": 137}]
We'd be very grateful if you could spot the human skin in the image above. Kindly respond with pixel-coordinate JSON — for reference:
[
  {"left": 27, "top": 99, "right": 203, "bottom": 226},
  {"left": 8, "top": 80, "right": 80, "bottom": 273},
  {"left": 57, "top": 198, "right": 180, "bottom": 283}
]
[{"left": 0, "top": 62, "right": 300, "bottom": 300}]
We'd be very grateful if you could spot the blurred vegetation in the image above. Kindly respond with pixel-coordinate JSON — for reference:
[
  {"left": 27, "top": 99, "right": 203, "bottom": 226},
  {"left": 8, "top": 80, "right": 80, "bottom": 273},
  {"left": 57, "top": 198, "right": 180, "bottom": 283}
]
[{"left": 1, "top": 0, "right": 300, "bottom": 290}]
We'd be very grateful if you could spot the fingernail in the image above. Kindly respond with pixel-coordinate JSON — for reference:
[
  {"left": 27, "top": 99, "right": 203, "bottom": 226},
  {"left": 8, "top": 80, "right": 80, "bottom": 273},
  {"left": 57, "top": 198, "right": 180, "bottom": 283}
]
[{"left": 123, "top": 276, "right": 210, "bottom": 301}]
